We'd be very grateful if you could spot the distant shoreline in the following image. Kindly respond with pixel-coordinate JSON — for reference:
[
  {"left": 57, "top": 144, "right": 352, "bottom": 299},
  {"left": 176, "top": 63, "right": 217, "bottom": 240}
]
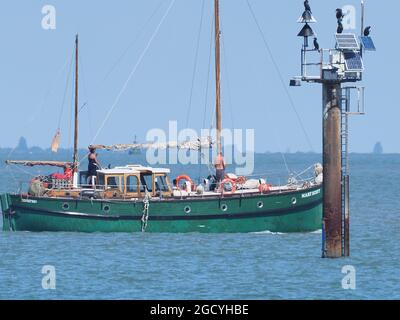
[{"left": 0, "top": 148, "right": 397, "bottom": 156}]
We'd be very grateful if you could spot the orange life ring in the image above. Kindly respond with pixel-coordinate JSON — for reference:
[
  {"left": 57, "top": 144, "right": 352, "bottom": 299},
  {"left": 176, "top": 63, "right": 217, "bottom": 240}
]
[
  {"left": 175, "top": 175, "right": 195, "bottom": 192},
  {"left": 259, "top": 183, "right": 272, "bottom": 194},
  {"left": 218, "top": 178, "right": 237, "bottom": 194}
]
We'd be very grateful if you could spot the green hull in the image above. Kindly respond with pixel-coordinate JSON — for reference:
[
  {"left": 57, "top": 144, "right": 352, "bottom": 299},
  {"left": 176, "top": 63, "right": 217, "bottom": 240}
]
[{"left": 1, "top": 187, "right": 322, "bottom": 233}]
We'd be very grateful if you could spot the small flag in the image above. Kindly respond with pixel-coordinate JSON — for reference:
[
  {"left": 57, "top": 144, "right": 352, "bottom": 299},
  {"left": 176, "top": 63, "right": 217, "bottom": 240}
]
[{"left": 51, "top": 129, "right": 61, "bottom": 153}]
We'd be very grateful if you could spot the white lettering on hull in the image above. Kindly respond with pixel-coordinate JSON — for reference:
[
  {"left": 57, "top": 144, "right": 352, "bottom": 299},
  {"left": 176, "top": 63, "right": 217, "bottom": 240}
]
[
  {"left": 21, "top": 199, "right": 38, "bottom": 204},
  {"left": 301, "top": 189, "right": 321, "bottom": 199}
]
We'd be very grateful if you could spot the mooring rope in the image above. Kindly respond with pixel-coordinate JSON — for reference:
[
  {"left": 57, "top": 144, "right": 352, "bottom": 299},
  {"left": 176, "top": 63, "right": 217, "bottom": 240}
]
[{"left": 141, "top": 190, "right": 150, "bottom": 232}]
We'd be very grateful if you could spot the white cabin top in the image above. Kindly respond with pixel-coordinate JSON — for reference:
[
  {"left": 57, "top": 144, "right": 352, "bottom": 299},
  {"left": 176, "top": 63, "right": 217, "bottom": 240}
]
[{"left": 97, "top": 164, "right": 170, "bottom": 175}]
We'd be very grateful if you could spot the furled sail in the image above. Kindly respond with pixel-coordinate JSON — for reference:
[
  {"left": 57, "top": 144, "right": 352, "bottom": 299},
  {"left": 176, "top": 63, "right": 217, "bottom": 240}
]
[
  {"left": 90, "top": 137, "right": 214, "bottom": 152},
  {"left": 51, "top": 128, "right": 61, "bottom": 153},
  {"left": 5, "top": 160, "right": 73, "bottom": 168}
]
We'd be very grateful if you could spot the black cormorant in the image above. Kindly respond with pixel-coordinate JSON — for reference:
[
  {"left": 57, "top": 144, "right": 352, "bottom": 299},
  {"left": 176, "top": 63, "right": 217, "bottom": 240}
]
[
  {"left": 337, "top": 21, "right": 344, "bottom": 34},
  {"left": 364, "top": 26, "right": 371, "bottom": 36},
  {"left": 336, "top": 8, "right": 344, "bottom": 20},
  {"left": 304, "top": 0, "right": 312, "bottom": 13},
  {"left": 313, "top": 38, "right": 320, "bottom": 51}
]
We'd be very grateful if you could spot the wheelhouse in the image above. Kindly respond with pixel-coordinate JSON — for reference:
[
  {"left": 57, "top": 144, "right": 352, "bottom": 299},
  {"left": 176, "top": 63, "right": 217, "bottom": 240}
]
[{"left": 95, "top": 165, "right": 172, "bottom": 198}]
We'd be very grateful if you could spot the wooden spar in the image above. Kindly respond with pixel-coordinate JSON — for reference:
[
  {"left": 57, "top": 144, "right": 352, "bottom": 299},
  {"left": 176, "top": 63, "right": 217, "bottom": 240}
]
[
  {"left": 214, "top": 0, "right": 222, "bottom": 154},
  {"left": 73, "top": 34, "right": 79, "bottom": 170},
  {"left": 5, "top": 160, "right": 74, "bottom": 168}
]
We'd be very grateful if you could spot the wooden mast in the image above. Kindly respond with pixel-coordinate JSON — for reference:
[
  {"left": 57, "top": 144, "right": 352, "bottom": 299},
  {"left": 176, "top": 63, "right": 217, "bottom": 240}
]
[
  {"left": 214, "top": 0, "right": 222, "bottom": 154},
  {"left": 73, "top": 34, "right": 79, "bottom": 169}
]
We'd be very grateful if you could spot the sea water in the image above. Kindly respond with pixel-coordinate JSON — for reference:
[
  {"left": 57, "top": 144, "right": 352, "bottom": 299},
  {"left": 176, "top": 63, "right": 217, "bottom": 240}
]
[{"left": 0, "top": 152, "right": 399, "bottom": 299}]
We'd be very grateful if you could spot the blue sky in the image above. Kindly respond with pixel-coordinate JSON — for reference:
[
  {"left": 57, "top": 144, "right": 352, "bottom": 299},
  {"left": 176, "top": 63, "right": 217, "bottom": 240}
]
[{"left": 0, "top": 0, "right": 396, "bottom": 153}]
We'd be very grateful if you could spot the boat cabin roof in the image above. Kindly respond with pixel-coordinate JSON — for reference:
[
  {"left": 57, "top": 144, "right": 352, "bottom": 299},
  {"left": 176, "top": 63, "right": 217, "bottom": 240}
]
[{"left": 97, "top": 164, "right": 170, "bottom": 175}]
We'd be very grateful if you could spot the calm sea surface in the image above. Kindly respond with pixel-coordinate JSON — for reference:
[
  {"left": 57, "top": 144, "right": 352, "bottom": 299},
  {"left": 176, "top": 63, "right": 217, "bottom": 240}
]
[{"left": 0, "top": 152, "right": 399, "bottom": 299}]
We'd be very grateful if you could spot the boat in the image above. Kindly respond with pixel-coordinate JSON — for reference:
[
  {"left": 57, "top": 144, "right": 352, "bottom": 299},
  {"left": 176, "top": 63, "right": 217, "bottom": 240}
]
[
  {"left": 0, "top": 1, "right": 322, "bottom": 233},
  {"left": 128, "top": 135, "right": 142, "bottom": 155}
]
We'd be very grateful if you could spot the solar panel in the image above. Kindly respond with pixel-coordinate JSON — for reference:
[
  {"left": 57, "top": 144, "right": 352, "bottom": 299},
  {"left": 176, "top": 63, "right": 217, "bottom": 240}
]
[
  {"left": 343, "top": 51, "right": 364, "bottom": 71},
  {"left": 360, "top": 36, "right": 376, "bottom": 51},
  {"left": 335, "top": 33, "right": 359, "bottom": 50}
]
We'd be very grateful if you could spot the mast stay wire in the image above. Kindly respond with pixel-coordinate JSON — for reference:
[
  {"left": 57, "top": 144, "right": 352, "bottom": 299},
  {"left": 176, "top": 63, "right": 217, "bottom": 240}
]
[
  {"left": 199, "top": 13, "right": 215, "bottom": 182},
  {"left": 68, "top": 2, "right": 166, "bottom": 159},
  {"left": 203, "top": 14, "right": 215, "bottom": 131},
  {"left": 89, "top": 0, "right": 177, "bottom": 148},
  {"left": 242, "top": 0, "right": 291, "bottom": 175},
  {"left": 185, "top": 0, "right": 206, "bottom": 129},
  {"left": 78, "top": 54, "right": 94, "bottom": 140},
  {"left": 74, "top": 0, "right": 166, "bottom": 130},
  {"left": 26, "top": 56, "right": 70, "bottom": 128},
  {"left": 7, "top": 55, "right": 71, "bottom": 160},
  {"left": 245, "top": 0, "right": 315, "bottom": 153},
  {"left": 221, "top": 33, "right": 235, "bottom": 129},
  {"left": 68, "top": 64, "right": 75, "bottom": 150},
  {"left": 57, "top": 48, "right": 74, "bottom": 130},
  {"left": 102, "top": 0, "right": 166, "bottom": 83}
]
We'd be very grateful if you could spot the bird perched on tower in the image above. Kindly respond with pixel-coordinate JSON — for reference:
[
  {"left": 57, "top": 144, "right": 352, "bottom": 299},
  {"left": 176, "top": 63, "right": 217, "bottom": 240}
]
[
  {"left": 337, "top": 21, "right": 344, "bottom": 34},
  {"left": 313, "top": 38, "right": 320, "bottom": 51},
  {"left": 336, "top": 8, "right": 345, "bottom": 34},
  {"left": 336, "top": 8, "right": 345, "bottom": 20},
  {"left": 364, "top": 26, "right": 371, "bottom": 36},
  {"left": 304, "top": 0, "right": 312, "bottom": 13}
]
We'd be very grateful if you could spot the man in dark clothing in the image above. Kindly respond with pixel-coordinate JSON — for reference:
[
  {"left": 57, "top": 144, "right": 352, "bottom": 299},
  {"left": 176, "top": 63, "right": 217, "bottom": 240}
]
[{"left": 87, "top": 147, "right": 101, "bottom": 187}]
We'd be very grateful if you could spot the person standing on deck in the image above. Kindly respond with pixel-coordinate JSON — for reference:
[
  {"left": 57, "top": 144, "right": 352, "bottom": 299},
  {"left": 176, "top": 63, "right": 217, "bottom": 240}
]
[
  {"left": 87, "top": 147, "right": 101, "bottom": 187},
  {"left": 214, "top": 152, "right": 226, "bottom": 183}
]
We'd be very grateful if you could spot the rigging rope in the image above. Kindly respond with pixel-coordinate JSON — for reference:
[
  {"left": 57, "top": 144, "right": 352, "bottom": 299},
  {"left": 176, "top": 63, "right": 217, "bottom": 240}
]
[
  {"left": 79, "top": 54, "right": 94, "bottom": 141},
  {"left": 69, "top": 1, "right": 166, "bottom": 159},
  {"left": 26, "top": 56, "right": 70, "bottom": 128},
  {"left": 6, "top": 166, "right": 19, "bottom": 192},
  {"left": 199, "top": 15, "right": 215, "bottom": 181},
  {"left": 186, "top": 0, "right": 206, "bottom": 128},
  {"left": 90, "top": 0, "right": 177, "bottom": 146},
  {"left": 203, "top": 14, "right": 214, "bottom": 131},
  {"left": 245, "top": 0, "right": 315, "bottom": 152},
  {"left": 57, "top": 48, "right": 74, "bottom": 130},
  {"left": 102, "top": 0, "right": 166, "bottom": 82},
  {"left": 7, "top": 55, "right": 71, "bottom": 160},
  {"left": 221, "top": 33, "right": 235, "bottom": 129}
]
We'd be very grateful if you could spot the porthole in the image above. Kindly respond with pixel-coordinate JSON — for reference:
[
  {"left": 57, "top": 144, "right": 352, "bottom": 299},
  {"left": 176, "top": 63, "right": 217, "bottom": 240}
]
[
  {"left": 184, "top": 206, "right": 191, "bottom": 214},
  {"left": 257, "top": 201, "right": 264, "bottom": 209},
  {"left": 221, "top": 204, "right": 228, "bottom": 212},
  {"left": 103, "top": 205, "right": 110, "bottom": 213},
  {"left": 291, "top": 197, "right": 297, "bottom": 205},
  {"left": 62, "top": 203, "right": 69, "bottom": 211}
]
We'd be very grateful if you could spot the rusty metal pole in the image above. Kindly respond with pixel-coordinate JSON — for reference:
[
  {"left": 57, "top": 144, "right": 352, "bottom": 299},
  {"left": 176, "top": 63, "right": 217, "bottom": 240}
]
[
  {"left": 344, "top": 175, "right": 350, "bottom": 256},
  {"left": 322, "top": 82, "right": 343, "bottom": 258}
]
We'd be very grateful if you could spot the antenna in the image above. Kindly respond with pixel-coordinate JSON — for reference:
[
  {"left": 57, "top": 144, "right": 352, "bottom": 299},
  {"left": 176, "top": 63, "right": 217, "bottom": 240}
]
[{"left": 290, "top": 1, "right": 376, "bottom": 258}]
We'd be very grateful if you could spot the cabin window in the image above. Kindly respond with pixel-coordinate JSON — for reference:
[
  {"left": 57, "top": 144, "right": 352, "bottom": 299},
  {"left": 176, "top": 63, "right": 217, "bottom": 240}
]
[
  {"left": 98, "top": 174, "right": 105, "bottom": 188},
  {"left": 126, "top": 175, "right": 139, "bottom": 193},
  {"left": 107, "top": 176, "right": 118, "bottom": 188},
  {"left": 79, "top": 171, "right": 88, "bottom": 186},
  {"left": 140, "top": 173, "right": 153, "bottom": 193},
  {"left": 106, "top": 176, "right": 124, "bottom": 192},
  {"left": 155, "top": 175, "right": 169, "bottom": 192}
]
